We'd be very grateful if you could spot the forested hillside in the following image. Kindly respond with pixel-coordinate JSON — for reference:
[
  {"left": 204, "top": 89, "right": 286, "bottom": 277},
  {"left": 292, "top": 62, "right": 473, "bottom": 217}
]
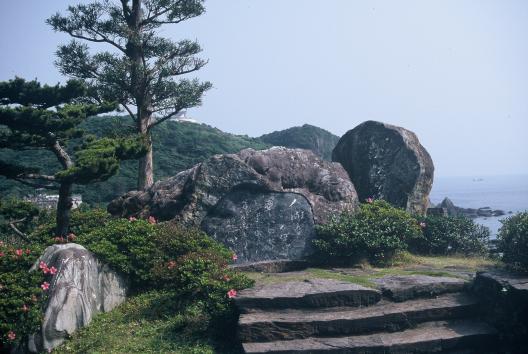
[
  {"left": 0, "top": 116, "right": 269, "bottom": 205},
  {"left": 0, "top": 118, "right": 343, "bottom": 206},
  {"left": 259, "top": 124, "right": 340, "bottom": 160}
]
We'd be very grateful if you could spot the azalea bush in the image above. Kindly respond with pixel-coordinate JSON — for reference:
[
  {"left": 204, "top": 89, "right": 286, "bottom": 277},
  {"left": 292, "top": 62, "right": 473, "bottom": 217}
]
[
  {"left": 77, "top": 219, "right": 253, "bottom": 300},
  {"left": 409, "top": 215, "right": 489, "bottom": 256},
  {"left": 497, "top": 211, "right": 528, "bottom": 271},
  {"left": 313, "top": 200, "right": 422, "bottom": 265},
  {"left": 0, "top": 242, "right": 47, "bottom": 352}
]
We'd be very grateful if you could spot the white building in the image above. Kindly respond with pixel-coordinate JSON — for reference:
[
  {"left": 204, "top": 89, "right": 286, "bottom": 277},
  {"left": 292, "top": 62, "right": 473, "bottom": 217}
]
[
  {"left": 169, "top": 109, "right": 199, "bottom": 124},
  {"left": 25, "top": 191, "right": 82, "bottom": 210}
]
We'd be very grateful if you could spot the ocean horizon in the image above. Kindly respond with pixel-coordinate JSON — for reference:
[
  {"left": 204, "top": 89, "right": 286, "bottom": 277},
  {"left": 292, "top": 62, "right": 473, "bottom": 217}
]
[{"left": 430, "top": 174, "right": 528, "bottom": 238}]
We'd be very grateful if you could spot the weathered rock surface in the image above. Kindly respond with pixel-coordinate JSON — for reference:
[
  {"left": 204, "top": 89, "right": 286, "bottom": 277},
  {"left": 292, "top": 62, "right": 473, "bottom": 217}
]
[
  {"left": 109, "top": 147, "right": 358, "bottom": 262},
  {"left": 332, "top": 120, "right": 434, "bottom": 215},
  {"left": 235, "top": 278, "right": 381, "bottom": 311},
  {"left": 242, "top": 320, "right": 498, "bottom": 354},
  {"left": 472, "top": 271, "right": 528, "bottom": 352},
  {"left": 238, "top": 293, "right": 479, "bottom": 342},
  {"left": 27, "top": 244, "right": 127, "bottom": 353},
  {"left": 202, "top": 190, "right": 315, "bottom": 262},
  {"left": 372, "top": 275, "right": 467, "bottom": 302}
]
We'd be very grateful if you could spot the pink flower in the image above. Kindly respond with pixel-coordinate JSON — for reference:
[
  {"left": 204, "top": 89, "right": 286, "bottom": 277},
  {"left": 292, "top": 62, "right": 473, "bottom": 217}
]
[
  {"left": 148, "top": 216, "right": 157, "bottom": 224},
  {"left": 0, "top": 251, "right": 4, "bottom": 257},
  {"left": 128, "top": 216, "right": 137, "bottom": 222},
  {"left": 167, "top": 260, "right": 176, "bottom": 270},
  {"left": 15, "top": 249, "right": 23, "bottom": 257},
  {"left": 39, "top": 261, "right": 47, "bottom": 269},
  {"left": 48, "top": 266, "right": 58, "bottom": 275},
  {"left": 231, "top": 253, "right": 238, "bottom": 262},
  {"left": 227, "top": 289, "right": 237, "bottom": 298},
  {"left": 41, "top": 282, "right": 50, "bottom": 291},
  {"left": 7, "top": 330, "right": 16, "bottom": 341},
  {"left": 419, "top": 222, "right": 426, "bottom": 229},
  {"left": 366, "top": 197, "right": 374, "bottom": 204},
  {"left": 21, "top": 304, "right": 29, "bottom": 313}
]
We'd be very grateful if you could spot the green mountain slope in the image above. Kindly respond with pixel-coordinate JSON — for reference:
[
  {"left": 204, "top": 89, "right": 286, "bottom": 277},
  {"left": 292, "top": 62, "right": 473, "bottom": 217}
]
[
  {"left": 0, "top": 116, "right": 269, "bottom": 205},
  {"left": 258, "top": 124, "right": 340, "bottom": 160}
]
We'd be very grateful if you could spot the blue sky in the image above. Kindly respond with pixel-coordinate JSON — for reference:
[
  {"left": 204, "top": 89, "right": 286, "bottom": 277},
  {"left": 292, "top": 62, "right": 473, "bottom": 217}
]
[{"left": 1, "top": 0, "right": 527, "bottom": 177}]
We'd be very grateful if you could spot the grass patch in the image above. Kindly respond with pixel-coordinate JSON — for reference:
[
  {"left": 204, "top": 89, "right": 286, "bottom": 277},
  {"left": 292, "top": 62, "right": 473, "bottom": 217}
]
[
  {"left": 243, "top": 254, "right": 500, "bottom": 288},
  {"left": 54, "top": 290, "right": 240, "bottom": 354}
]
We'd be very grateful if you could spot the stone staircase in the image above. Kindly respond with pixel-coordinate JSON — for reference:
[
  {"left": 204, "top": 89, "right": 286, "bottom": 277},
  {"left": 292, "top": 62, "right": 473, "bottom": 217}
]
[{"left": 235, "top": 276, "right": 498, "bottom": 353}]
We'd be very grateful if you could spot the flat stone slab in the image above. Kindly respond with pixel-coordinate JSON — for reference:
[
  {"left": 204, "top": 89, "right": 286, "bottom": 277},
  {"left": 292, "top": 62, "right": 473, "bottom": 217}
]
[
  {"left": 238, "top": 293, "right": 479, "bottom": 342},
  {"left": 372, "top": 275, "right": 467, "bottom": 302},
  {"left": 242, "top": 320, "right": 498, "bottom": 353},
  {"left": 234, "top": 278, "right": 381, "bottom": 312},
  {"left": 231, "top": 259, "right": 310, "bottom": 273}
]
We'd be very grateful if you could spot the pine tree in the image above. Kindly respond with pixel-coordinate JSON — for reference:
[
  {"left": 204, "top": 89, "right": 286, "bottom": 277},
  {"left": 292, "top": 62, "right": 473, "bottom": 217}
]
[
  {"left": 0, "top": 78, "right": 145, "bottom": 236},
  {"left": 48, "top": 0, "right": 212, "bottom": 190}
]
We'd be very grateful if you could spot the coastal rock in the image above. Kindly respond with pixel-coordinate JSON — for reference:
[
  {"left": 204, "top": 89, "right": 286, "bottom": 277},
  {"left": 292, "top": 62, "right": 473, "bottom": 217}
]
[
  {"left": 28, "top": 244, "right": 127, "bottom": 352},
  {"left": 109, "top": 147, "right": 358, "bottom": 261},
  {"left": 332, "top": 121, "right": 434, "bottom": 215},
  {"left": 436, "top": 197, "right": 505, "bottom": 218}
]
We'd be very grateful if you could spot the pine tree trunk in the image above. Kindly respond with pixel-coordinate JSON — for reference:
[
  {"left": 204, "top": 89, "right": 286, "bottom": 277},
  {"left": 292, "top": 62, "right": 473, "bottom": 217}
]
[
  {"left": 56, "top": 182, "right": 73, "bottom": 237},
  {"left": 137, "top": 134, "right": 153, "bottom": 190}
]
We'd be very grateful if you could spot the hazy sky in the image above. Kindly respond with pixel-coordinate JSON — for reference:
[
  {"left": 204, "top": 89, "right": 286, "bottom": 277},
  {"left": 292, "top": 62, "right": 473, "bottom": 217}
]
[{"left": 1, "top": 0, "right": 527, "bottom": 177}]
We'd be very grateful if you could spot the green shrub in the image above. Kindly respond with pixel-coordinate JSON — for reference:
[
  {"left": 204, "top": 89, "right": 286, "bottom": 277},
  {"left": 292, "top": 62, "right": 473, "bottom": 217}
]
[
  {"left": 0, "top": 198, "right": 45, "bottom": 246},
  {"left": 410, "top": 215, "right": 489, "bottom": 256},
  {"left": 29, "top": 207, "right": 110, "bottom": 246},
  {"left": 0, "top": 242, "right": 46, "bottom": 351},
  {"left": 313, "top": 200, "right": 422, "bottom": 264},
  {"left": 497, "top": 211, "right": 528, "bottom": 270}
]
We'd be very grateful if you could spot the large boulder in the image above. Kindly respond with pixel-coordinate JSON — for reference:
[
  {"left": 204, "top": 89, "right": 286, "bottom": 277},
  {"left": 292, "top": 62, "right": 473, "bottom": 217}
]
[
  {"left": 27, "top": 244, "right": 127, "bottom": 352},
  {"left": 332, "top": 121, "right": 434, "bottom": 215},
  {"left": 108, "top": 147, "right": 358, "bottom": 262}
]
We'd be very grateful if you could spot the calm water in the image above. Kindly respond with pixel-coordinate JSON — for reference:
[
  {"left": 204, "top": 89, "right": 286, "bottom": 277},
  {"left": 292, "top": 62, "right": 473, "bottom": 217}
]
[{"left": 430, "top": 174, "right": 528, "bottom": 238}]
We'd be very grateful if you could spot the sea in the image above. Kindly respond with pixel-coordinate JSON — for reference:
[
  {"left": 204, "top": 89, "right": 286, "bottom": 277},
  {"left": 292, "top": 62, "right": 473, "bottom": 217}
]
[{"left": 429, "top": 174, "right": 528, "bottom": 239}]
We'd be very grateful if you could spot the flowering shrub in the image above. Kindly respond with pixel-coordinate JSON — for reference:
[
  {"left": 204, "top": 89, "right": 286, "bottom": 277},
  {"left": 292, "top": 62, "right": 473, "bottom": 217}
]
[
  {"left": 313, "top": 200, "right": 422, "bottom": 264},
  {"left": 497, "top": 211, "right": 528, "bottom": 270},
  {"left": 0, "top": 242, "right": 46, "bottom": 351},
  {"left": 409, "top": 215, "right": 489, "bottom": 256}
]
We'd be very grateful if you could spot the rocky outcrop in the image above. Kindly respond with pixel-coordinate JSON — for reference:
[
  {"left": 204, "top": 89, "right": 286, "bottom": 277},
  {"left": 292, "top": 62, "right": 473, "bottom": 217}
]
[
  {"left": 332, "top": 121, "right": 434, "bottom": 215},
  {"left": 28, "top": 244, "right": 127, "bottom": 353},
  {"left": 435, "top": 197, "right": 506, "bottom": 218},
  {"left": 108, "top": 147, "right": 358, "bottom": 262}
]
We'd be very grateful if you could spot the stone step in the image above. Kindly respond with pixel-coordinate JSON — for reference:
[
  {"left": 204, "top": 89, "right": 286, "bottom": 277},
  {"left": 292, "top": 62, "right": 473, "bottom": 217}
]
[
  {"left": 372, "top": 275, "right": 468, "bottom": 302},
  {"left": 239, "top": 292, "right": 480, "bottom": 342},
  {"left": 235, "top": 279, "right": 381, "bottom": 312},
  {"left": 242, "top": 319, "right": 498, "bottom": 354}
]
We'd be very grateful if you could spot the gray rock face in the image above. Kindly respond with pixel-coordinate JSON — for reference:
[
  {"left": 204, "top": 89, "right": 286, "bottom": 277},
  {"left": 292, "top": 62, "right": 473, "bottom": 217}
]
[
  {"left": 332, "top": 121, "right": 434, "bottom": 215},
  {"left": 202, "top": 189, "right": 315, "bottom": 262},
  {"left": 109, "top": 147, "right": 358, "bottom": 262},
  {"left": 28, "top": 244, "right": 127, "bottom": 353},
  {"left": 372, "top": 275, "right": 467, "bottom": 302},
  {"left": 472, "top": 271, "right": 528, "bottom": 351}
]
